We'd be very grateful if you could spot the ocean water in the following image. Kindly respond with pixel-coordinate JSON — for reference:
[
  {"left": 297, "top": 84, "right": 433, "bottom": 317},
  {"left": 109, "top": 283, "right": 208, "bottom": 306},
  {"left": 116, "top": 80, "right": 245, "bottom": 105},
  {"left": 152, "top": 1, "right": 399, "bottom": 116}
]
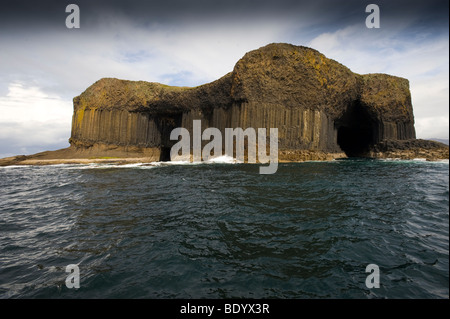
[{"left": 0, "top": 158, "right": 448, "bottom": 299}]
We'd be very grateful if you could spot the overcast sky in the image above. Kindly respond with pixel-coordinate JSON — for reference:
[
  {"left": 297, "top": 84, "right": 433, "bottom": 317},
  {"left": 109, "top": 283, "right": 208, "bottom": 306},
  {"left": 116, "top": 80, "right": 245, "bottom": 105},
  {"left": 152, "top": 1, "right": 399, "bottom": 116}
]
[{"left": 0, "top": 0, "right": 448, "bottom": 157}]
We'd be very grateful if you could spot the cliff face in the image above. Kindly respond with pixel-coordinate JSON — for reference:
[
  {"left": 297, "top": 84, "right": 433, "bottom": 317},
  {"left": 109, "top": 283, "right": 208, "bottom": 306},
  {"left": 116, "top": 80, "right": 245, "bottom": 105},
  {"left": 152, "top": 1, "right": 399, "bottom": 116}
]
[{"left": 68, "top": 43, "right": 426, "bottom": 161}]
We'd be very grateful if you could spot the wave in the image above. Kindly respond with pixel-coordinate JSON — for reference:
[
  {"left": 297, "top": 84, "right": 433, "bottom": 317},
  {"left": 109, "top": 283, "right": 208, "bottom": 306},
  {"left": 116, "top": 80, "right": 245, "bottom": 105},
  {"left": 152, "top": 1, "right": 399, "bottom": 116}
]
[
  {"left": 2, "top": 157, "right": 447, "bottom": 171},
  {"left": 380, "top": 158, "right": 449, "bottom": 164},
  {"left": 205, "top": 155, "right": 243, "bottom": 164}
]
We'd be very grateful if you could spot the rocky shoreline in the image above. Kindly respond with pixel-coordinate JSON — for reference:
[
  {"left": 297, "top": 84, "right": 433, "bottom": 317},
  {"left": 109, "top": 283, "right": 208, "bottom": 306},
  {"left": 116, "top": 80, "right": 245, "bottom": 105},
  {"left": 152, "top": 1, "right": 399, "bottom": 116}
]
[
  {"left": 366, "top": 139, "right": 449, "bottom": 161},
  {"left": 1, "top": 139, "right": 447, "bottom": 167}
]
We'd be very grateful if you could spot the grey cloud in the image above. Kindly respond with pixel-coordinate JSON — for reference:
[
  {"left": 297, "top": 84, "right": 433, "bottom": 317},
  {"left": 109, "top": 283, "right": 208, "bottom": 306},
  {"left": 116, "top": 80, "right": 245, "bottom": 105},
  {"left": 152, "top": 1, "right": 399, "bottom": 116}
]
[
  {"left": 0, "top": 122, "right": 70, "bottom": 158},
  {"left": 1, "top": 0, "right": 447, "bottom": 32}
]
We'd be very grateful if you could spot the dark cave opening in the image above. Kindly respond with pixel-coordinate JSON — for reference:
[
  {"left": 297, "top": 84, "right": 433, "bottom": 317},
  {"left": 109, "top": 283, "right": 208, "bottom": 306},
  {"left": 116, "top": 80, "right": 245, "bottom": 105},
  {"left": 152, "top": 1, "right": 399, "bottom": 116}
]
[
  {"left": 336, "top": 103, "right": 376, "bottom": 157},
  {"left": 157, "top": 113, "right": 183, "bottom": 161},
  {"left": 159, "top": 147, "right": 172, "bottom": 161},
  {"left": 337, "top": 126, "right": 374, "bottom": 157}
]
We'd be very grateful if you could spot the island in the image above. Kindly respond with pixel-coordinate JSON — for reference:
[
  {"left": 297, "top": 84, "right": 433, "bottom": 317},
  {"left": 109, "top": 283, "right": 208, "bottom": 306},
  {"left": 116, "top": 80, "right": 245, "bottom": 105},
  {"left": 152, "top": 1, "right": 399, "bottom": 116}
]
[{"left": 1, "top": 43, "right": 448, "bottom": 166}]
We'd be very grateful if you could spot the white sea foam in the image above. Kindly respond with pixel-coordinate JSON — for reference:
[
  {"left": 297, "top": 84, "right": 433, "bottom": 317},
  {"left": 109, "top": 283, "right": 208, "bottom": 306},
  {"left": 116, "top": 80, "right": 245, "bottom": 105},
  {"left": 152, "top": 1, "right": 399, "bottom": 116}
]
[
  {"left": 380, "top": 158, "right": 449, "bottom": 164},
  {"left": 205, "top": 155, "right": 243, "bottom": 164},
  {"left": 2, "top": 157, "right": 447, "bottom": 170},
  {"left": 0, "top": 165, "right": 26, "bottom": 169},
  {"left": 160, "top": 160, "right": 196, "bottom": 165},
  {"left": 430, "top": 159, "right": 449, "bottom": 164}
]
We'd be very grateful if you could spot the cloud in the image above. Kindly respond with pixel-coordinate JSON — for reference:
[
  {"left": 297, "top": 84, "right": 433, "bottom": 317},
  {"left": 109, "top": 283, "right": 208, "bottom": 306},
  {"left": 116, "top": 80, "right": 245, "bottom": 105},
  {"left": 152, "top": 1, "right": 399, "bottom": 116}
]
[
  {"left": 0, "top": 83, "right": 72, "bottom": 122},
  {"left": 0, "top": 83, "right": 72, "bottom": 157},
  {"left": 415, "top": 117, "right": 449, "bottom": 139}
]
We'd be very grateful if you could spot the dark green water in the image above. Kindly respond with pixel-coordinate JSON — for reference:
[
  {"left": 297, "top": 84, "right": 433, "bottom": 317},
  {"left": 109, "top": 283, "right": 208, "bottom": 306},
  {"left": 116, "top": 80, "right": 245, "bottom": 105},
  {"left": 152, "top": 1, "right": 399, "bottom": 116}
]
[{"left": 0, "top": 159, "right": 448, "bottom": 298}]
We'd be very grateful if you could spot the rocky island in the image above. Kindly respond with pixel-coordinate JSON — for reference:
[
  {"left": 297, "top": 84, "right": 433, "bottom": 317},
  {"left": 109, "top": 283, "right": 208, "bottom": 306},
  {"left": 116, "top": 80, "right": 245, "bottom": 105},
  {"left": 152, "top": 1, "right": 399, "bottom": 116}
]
[{"left": 1, "top": 43, "right": 448, "bottom": 166}]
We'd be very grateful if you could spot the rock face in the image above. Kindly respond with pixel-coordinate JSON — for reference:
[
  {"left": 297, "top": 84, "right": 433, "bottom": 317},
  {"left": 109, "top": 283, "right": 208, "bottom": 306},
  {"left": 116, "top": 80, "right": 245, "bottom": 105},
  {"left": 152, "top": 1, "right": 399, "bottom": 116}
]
[{"left": 59, "top": 43, "right": 448, "bottom": 162}]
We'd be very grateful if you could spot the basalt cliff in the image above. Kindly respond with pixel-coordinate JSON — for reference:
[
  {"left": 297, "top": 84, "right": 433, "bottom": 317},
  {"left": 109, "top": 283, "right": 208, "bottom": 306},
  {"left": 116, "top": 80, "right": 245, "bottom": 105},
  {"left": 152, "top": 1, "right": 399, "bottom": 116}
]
[{"left": 1, "top": 43, "right": 448, "bottom": 166}]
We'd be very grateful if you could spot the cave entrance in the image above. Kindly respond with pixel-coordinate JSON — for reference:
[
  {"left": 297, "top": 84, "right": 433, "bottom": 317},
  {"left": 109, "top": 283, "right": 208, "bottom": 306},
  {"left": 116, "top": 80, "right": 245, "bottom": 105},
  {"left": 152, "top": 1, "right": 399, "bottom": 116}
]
[
  {"left": 336, "top": 103, "right": 376, "bottom": 157},
  {"left": 160, "top": 147, "right": 171, "bottom": 162},
  {"left": 156, "top": 113, "right": 183, "bottom": 162}
]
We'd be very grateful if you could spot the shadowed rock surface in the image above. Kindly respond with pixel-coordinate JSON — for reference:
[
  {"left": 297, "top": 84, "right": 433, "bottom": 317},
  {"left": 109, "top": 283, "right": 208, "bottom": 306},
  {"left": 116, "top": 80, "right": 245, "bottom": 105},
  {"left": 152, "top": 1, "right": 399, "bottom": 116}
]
[{"left": 1, "top": 43, "right": 448, "bottom": 166}]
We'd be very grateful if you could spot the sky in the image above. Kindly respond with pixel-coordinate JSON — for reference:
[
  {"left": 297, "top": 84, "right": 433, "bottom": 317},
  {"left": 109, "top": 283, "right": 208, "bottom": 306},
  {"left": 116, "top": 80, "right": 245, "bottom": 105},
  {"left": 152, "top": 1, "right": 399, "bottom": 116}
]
[{"left": 0, "top": 0, "right": 448, "bottom": 157}]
